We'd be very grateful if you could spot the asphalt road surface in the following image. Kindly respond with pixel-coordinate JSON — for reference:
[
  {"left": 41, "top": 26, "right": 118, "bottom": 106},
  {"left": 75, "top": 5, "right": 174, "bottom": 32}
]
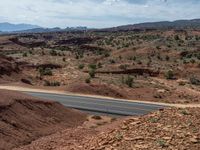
[{"left": 25, "top": 92, "right": 166, "bottom": 116}]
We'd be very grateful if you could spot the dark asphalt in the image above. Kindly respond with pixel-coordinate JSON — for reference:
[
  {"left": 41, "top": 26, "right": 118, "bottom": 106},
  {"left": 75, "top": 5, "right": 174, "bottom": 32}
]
[{"left": 25, "top": 92, "right": 165, "bottom": 116}]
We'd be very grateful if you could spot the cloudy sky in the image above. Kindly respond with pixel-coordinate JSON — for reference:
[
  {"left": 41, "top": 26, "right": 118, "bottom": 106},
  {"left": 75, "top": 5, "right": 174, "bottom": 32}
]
[{"left": 0, "top": 0, "right": 200, "bottom": 28}]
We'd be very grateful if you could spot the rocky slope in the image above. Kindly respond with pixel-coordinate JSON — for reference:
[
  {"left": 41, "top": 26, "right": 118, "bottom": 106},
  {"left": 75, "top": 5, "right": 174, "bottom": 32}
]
[
  {"left": 0, "top": 90, "right": 86, "bottom": 150},
  {"left": 15, "top": 107, "right": 200, "bottom": 150}
]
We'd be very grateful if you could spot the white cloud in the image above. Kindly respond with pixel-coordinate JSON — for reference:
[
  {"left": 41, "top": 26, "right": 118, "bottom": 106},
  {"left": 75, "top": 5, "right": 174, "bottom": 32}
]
[{"left": 0, "top": 0, "right": 199, "bottom": 28}]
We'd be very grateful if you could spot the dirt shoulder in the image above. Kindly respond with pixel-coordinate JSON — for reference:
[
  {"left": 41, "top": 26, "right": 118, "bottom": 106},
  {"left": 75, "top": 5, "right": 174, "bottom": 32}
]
[{"left": 0, "top": 85, "right": 200, "bottom": 108}]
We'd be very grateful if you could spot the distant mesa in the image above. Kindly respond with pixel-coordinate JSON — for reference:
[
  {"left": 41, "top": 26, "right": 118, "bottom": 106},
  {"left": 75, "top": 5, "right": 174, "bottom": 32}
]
[{"left": 99, "top": 18, "right": 200, "bottom": 31}]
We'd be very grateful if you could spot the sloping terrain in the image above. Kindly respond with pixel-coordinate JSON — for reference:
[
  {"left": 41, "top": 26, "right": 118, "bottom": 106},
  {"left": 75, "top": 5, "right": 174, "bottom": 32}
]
[
  {"left": 16, "top": 108, "right": 200, "bottom": 150},
  {"left": 0, "top": 90, "right": 86, "bottom": 150},
  {"left": 0, "top": 55, "right": 19, "bottom": 76},
  {"left": 83, "top": 108, "right": 200, "bottom": 150},
  {"left": 0, "top": 29, "right": 200, "bottom": 104},
  {"left": 67, "top": 83, "right": 128, "bottom": 99}
]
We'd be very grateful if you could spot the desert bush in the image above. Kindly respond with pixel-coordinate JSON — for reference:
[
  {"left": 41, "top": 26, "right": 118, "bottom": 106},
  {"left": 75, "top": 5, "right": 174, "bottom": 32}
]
[
  {"left": 50, "top": 50, "right": 58, "bottom": 56},
  {"left": 85, "top": 77, "right": 91, "bottom": 84},
  {"left": 104, "top": 52, "right": 110, "bottom": 57},
  {"left": 190, "top": 76, "right": 200, "bottom": 85},
  {"left": 23, "top": 52, "right": 27, "bottom": 57},
  {"left": 165, "top": 70, "right": 174, "bottom": 80},
  {"left": 39, "top": 67, "right": 53, "bottom": 76},
  {"left": 88, "top": 64, "right": 97, "bottom": 70},
  {"left": 122, "top": 75, "right": 134, "bottom": 87},
  {"left": 98, "top": 62, "right": 102, "bottom": 68},
  {"left": 78, "top": 64, "right": 85, "bottom": 70},
  {"left": 174, "top": 35, "right": 180, "bottom": 41},
  {"left": 165, "top": 55, "right": 170, "bottom": 61},
  {"left": 190, "top": 59, "right": 196, "bottom": 64},
  {"left": 44, "top": 80, "right": 60, "bottom": 86},
  {"left": 21, "top": 78, "right": 32, "bottom": 85},
  {"left": 89, "top": 69, "right": 96, "bottom": 78},
  {"left": 92, "top": 115, "right": 102, "bottom": 120},
  {"left": 119, "top": 64, "right": 128, "bottom": 70},
  {"left": 109, "top": 59, "right": 116, "bottom": 64}
]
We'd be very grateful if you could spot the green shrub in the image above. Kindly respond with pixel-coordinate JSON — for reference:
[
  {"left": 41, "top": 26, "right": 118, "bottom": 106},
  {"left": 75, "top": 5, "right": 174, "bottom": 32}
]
[
  {"left": 44, "top": 80, "right": 60, "bottom": 86},
  {"left": 122, "top": 76, "right": 134, "bottom": 87},
  {"left": 23, "top": 52, "right": 27, "bottom": 57},
  {"left": 119, "top": 64, "right": 128, "bottom": 70},
  {"left": 89, "top": 69, "right": 96, "bottom": 78},
  {"left": 78, "top": 64, "right": 85, "bottom": 70},
  {"left": 174, "top": 35, "right": 180, "bottom": 41},
  {"left": 157, "top": 139, "right": 167, "bottom": 148},
  {"left": 39, "top": 67, "right": 53, "bottom": 76},
  {"left": 50, "top": 50, "right": 57, "bottom": 56},
  {"left": 85, "top": 77, "right": 91, "bottom": 84},
  {"left": 88, "top": 64, "right": 97, "bottom": 70},
  {"left": 190, "top": 59, "right": 196, "bottom": 64},
  {"left": 165, "top": 70, "right": 174, "bottom": 80},
  {"left": 104, "top": 52, "right": 110, "bottom": 57},
  {"left": 165, "top": 55, "right": 170, "bottom": 61},
  {"left": 190, "top": 76, "right": 200, "bottom": 85},
  {"left": 98, "top": 62, "right": 102, "bottom": 68}
]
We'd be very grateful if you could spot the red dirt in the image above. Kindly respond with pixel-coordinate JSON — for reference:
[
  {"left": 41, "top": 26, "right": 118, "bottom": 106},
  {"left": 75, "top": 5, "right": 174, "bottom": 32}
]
[
  {"left": 15, "top": 108, "right": 200, "bottom": 150},
  {"left": 0, "top": 90, "right": 87, "bottom": 150},
  {"left": 67, "top": 83, "right": 128, "bottom": 99},
  {"left": 0, "top": 55, "right": 19, "bottom": 76}
]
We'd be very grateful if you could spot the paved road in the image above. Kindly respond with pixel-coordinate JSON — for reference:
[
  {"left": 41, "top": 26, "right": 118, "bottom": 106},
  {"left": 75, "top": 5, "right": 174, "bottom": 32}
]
[{"left": 25, "top": 92, "right": 166, "bottom": 116}]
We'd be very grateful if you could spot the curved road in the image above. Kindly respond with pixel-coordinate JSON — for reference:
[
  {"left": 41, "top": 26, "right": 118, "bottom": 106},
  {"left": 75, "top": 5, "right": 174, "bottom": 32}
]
[{"left": 25, "top": 92, "right": 166, "bottom": 116}]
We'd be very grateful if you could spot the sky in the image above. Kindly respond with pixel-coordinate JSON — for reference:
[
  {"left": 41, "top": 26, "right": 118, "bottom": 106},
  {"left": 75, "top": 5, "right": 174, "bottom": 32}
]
[{"left": 0, "top": 0, "right": 200, "bottom": 28}]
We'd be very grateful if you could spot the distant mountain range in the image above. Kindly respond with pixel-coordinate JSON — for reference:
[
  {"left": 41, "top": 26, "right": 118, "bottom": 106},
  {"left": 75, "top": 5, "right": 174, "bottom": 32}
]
[
  {"left": 0, "top": 22, "right": 41, "bottom": 32},
  {"left": 101, "top": 19, "right": 200, "bottom": 31},
  {"left": 0, "top": 22, "right": 88, "bottom": 34},
  {"left": 16, "top": 27, "right": 88, "bottom": 33},
  {"left": 0, "top": 19, "right": 200, "bottom": 34}
]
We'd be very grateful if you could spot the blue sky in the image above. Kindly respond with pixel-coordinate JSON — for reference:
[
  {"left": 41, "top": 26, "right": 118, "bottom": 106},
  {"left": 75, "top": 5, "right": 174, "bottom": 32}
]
[{"left": 0, "top": 0, "right": 200, "bottom": 28}]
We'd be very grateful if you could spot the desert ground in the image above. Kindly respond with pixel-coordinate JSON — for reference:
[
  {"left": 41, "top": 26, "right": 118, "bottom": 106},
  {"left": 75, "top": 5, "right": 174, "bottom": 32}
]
[{"left": 0, "top": 28, "right": 200, "bottom": 150}]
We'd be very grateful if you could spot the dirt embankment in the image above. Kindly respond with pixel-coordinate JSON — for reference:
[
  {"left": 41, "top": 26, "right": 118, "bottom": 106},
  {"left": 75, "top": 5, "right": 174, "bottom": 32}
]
[
  {"left": 0, "top": 90, "right": 87, "bottom": 150},
  {"left": 83, "top": 108, "right": 200, "bottom": 150},
  {"left": 67, "top": 83, "right": 128, "bottom": 99},
  {"left": 16, "top": 108, "right": 200, "bottom": 150}
]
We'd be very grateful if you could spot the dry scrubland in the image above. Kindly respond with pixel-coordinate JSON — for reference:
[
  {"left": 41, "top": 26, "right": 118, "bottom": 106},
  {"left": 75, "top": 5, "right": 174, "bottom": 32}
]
[{"left": 0, "top": 29, "right": 200, "bottom": 104}]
